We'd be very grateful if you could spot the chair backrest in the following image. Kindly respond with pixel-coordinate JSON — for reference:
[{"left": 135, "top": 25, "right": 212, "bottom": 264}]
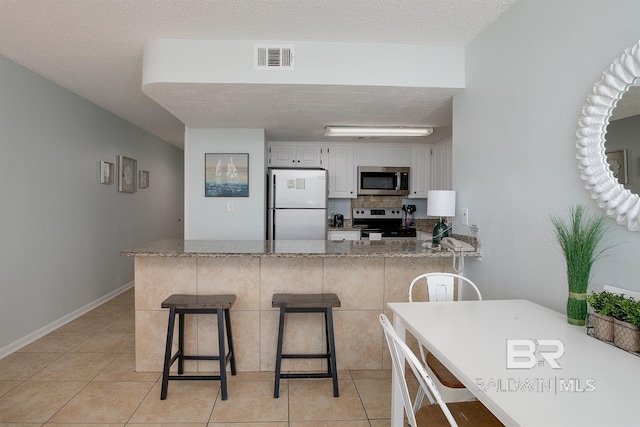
[
  {"left": 379, "top": 313, "right": 458, "bottom": 427},
  {"left": 409, "top": 272, "right": 482, "bottom": 303}
]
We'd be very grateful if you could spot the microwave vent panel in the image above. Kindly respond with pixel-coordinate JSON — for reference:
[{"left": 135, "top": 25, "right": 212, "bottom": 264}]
[{"left": 254, "top": 44, "right": 294, "bottom": 70}]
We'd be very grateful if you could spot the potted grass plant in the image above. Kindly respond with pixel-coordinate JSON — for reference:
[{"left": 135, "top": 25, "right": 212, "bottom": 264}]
[
  {"left": 587, "top": 290, "right": 616, "bottom": 342},
  {"left": 551, "top": 206, "right": 612, "bottom": 326}
]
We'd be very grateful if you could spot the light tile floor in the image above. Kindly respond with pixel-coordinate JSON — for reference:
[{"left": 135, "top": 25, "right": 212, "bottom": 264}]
[{"left": 0, "top": 288, "right": 398, "bottom": 426}]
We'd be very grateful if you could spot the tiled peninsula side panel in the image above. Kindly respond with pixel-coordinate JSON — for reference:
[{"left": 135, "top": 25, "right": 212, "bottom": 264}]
[{"left": 134, "top": 256, "right": 453, "bottom": 373}]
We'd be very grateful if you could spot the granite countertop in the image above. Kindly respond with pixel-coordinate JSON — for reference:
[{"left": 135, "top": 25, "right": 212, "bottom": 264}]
[{"left": 121, "top": 239, "right": 478, "bottom": 258}]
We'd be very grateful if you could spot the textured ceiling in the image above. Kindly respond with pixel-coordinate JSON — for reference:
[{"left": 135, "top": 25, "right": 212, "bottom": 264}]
[{"left": 0, "top": 0, "right": 518, "bottom": 148}]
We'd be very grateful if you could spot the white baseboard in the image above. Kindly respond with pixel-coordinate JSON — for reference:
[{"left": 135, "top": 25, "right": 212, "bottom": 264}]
[{"left": 0, "top": 281, "right": 134, "bottom": 360}]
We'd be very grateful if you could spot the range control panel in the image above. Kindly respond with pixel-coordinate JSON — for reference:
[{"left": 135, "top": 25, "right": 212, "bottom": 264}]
[{"left": 352, "top": 207, "right": 403, "bottom": 219}]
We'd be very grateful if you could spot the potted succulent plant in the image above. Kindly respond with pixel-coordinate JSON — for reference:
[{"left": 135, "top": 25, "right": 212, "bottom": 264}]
[
  {"left": 551, "top": 206, "right": 612, "bottom": 326},
  {"left": 586, "top": 290, "right": 616, "bottom": 342},
  {"left": 612, "top": 296, "right": 640, "bottom": 353}
]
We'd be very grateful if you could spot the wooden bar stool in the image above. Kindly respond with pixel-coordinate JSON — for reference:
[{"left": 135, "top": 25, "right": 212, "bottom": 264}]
[
  {"left": 160, "top": 294, "right": 237, "bottom": 400},
  {"left": 272, "top": 293, "right": 340, "bottom": 398}
]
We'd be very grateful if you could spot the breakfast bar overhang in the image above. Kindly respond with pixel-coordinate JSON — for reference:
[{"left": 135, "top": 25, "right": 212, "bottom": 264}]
[{"left": 122, "top": 239, "right": 477, "bottom": 373}]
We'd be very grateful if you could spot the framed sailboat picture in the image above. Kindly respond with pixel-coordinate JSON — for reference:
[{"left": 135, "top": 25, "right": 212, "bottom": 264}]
[{"left": 205, "top": 153, "right": 249, "bottom": 197}]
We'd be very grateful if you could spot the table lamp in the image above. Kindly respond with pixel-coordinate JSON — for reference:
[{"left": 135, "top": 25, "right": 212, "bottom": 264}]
[{"left": 426, "top": 190, "right": 456, "bottom": 247}]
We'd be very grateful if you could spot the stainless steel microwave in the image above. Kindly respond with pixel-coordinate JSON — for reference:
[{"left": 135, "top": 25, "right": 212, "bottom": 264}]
[{"left": 357, "top": 166, "right": 410, "bottom": 196}]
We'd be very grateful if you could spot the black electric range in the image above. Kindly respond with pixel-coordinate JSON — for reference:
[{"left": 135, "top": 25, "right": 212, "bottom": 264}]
[{"left": 352, "top": 207, "right": 417, "bottom": 239}]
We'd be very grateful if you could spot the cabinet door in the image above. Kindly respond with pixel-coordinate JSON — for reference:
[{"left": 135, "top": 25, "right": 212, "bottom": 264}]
[
  {"left": 409, "top": 144, "right": 431, "bottom": 198},
  {"left": 269, "top": 143, "right": 323, "bottom": 168},
  {"left": 297, "top": 144, "right": 323, "bottom": 168},
  {"left": 269, "top": 144, "right": 298, "bottom": 167},
  {"left": 430, "top": 138, "right": 452, "bottom": 190},
  {"left": 355, "top": 144, "right": 411, "bottom": 167},
  {"left": 327, "top": 144, "right": 356, "bottom": 198}
]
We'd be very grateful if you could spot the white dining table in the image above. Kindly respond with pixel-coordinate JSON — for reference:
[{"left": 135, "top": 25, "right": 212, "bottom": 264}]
[{"left": 387, "top": 299, "right": 640, "bottom": 427}]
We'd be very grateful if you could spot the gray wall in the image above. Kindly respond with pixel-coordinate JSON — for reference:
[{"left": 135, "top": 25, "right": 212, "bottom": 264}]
[
  {"left": 0, "top": 55, "right": 184, "bottom": 352},
  {"left": 184, "top": 128, "right": 267, "bottom": 240},
  {"left": 454, "top": 0, "right": 640, "bottom": 312}
]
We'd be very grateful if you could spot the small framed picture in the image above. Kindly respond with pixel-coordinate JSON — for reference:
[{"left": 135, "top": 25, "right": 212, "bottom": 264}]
[
  {"left": 118, "top": 155, "right": 137, "bottom": 193},
  {"left": 100, "top": 161, "right": 114, "bottom": 184},
  {"left": 139, "top": 170, "right": 149, "bottom": 189},
  {"left": 605, "top": 149, "right": 628, "bottom": 185}
]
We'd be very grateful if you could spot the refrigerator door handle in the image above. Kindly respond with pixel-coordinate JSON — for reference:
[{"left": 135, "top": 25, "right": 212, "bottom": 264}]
[
  {"left": 269, "top": 209, "right": 276, "bottom": 240},
  {"left": 270, "top": 172, "right": 276, "bottom": 209},
  {"left": 271, "top": 209, "right": 276, "bottom": 240}
]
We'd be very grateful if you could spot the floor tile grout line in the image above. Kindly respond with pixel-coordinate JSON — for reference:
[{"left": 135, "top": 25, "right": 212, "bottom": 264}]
[
  {"left": 286, "top": 377, "right": 290, "bottom": 424},
  {"left": 41, "top": 377, "right": 93, "bottom": 425},
  {"left": 125, "top": 376, "right": 162, "bottom": 425}
]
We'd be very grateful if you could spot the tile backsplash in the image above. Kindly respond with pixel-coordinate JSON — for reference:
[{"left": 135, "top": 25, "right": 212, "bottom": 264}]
[
  {"left": 329, "top": 195, "right": 430, "bottom": 221},
  {"left": 352, "top": 195, "right": 404, "bottom": 208}
]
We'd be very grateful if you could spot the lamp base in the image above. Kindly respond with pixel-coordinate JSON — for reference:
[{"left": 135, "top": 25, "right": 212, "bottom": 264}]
[{"left": 431, "top": 220, "right": 450, "bottom": 247}]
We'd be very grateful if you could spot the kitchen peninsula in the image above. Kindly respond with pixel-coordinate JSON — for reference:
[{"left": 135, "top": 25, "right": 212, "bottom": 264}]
[{"left": 122, "top": 239, "right": 478, "bottom": 373}]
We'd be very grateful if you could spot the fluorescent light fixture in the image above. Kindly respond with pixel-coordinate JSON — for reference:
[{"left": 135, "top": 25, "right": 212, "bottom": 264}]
[{"left": 324, "top": 126, "right": 433, "bottom": 137}]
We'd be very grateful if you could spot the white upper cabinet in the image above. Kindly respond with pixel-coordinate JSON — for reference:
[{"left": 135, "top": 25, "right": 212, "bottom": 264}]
[
  {"left": 267, "top": 141, "right": 447, "bottom": 199},
  {"left": 269, "top": 143, "right": 323, "bottom": 168},
  {"left": 327, "top": 144, "right": 356, "bottom": 198},
  {"left": 354, "top": 144, "right": 411, "bottom": 167},
  {"left": 409, "top": 144, "right": 431, "bottom": 198},
  {"left": 430, "top": 138, "right": 452, "bottom": 190}
]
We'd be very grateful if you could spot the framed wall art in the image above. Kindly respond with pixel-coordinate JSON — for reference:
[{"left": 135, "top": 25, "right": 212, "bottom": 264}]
[
  {"left": 605, "top": 149, "right": 628, "bottom": 185},
  {"left": 205, "top": 153, "right": 249, "bottom": 197},
  {"left": 100, "top": 161, "right": 114, "bottom": 184},
  {"left": 118, "top": 155, "right": 137, "bottom": 193},
  {"left": 139, "top": 170, "right": 149, "bottom": 189}
]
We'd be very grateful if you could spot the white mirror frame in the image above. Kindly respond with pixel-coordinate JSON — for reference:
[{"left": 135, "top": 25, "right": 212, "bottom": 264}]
[{"left": 576, "top": 40, "right": 640, "bottom": 231}]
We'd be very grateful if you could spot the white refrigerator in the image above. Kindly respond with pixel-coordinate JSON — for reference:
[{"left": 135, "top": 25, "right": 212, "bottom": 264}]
[{"left": 267, "top": 168, "right": 328, "bottom": 240}]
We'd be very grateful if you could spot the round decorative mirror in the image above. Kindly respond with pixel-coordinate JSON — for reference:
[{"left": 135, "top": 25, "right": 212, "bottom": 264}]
[{"left": 576, "top": 40, "right": 640, "bottom": 231}]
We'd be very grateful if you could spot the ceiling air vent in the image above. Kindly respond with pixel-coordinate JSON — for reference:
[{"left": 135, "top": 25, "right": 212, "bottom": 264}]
[{"left": 254, "top": 44, "right": 294, "bottom": 70}]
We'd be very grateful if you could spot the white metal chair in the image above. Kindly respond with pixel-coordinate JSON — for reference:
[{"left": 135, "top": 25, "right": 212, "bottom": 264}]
[
  {"left": 408, "top": 273, "right": 482, "bottom": 406},
  {"left": 379, "top": 314, "right": 503, "bottom": 427},
  {"left": 408, "top": 272, "right": 482, "bottom": 304}
]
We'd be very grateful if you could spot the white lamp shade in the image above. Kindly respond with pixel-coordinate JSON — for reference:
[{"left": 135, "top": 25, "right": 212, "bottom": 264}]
[{"left": 427, "top": 190, "right": 456, "bottom": 217}]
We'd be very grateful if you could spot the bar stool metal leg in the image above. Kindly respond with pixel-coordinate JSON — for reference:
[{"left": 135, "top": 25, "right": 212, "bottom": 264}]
[
  {"left": 178, "top": 312, "right": 185, "bottom": 374},
  {"left": 217, "top": 309, "right": 228, "bottom": 400},
  {"left": 326, "top": 307, "right": 339, "bottom": 397},
  {"left": 274, "top": 306, "right": 286, "bottom": 398},
  {"left": 224, "top": 307, "right": 237, "bottom": 374},
  {"left": 161, "top": 308, "right": 176, "bottom": 400}
]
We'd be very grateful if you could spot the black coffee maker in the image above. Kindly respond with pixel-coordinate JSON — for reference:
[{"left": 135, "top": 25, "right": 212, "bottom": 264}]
[{"left": 333, "top": 214, "right": 344, "bottom": 227}]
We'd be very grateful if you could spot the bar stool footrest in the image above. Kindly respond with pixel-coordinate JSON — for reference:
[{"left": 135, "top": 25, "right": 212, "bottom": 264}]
[
  {"left": 181, "top": 354, "right": 233, "bottom": 362},
  {"left": 281, "top": 353, "right": 330, "bottom": 359},
  {"left": 168, "top": 374, "right": 225, "bottom": 381},
  {"left": 280, "top": 373, "right": 334, "bottom": 379}
]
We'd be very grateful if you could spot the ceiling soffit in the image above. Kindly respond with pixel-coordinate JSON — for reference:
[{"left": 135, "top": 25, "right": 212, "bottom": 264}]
[{"left": 142, "top": 39, "right": 464, "bottom": 142}]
